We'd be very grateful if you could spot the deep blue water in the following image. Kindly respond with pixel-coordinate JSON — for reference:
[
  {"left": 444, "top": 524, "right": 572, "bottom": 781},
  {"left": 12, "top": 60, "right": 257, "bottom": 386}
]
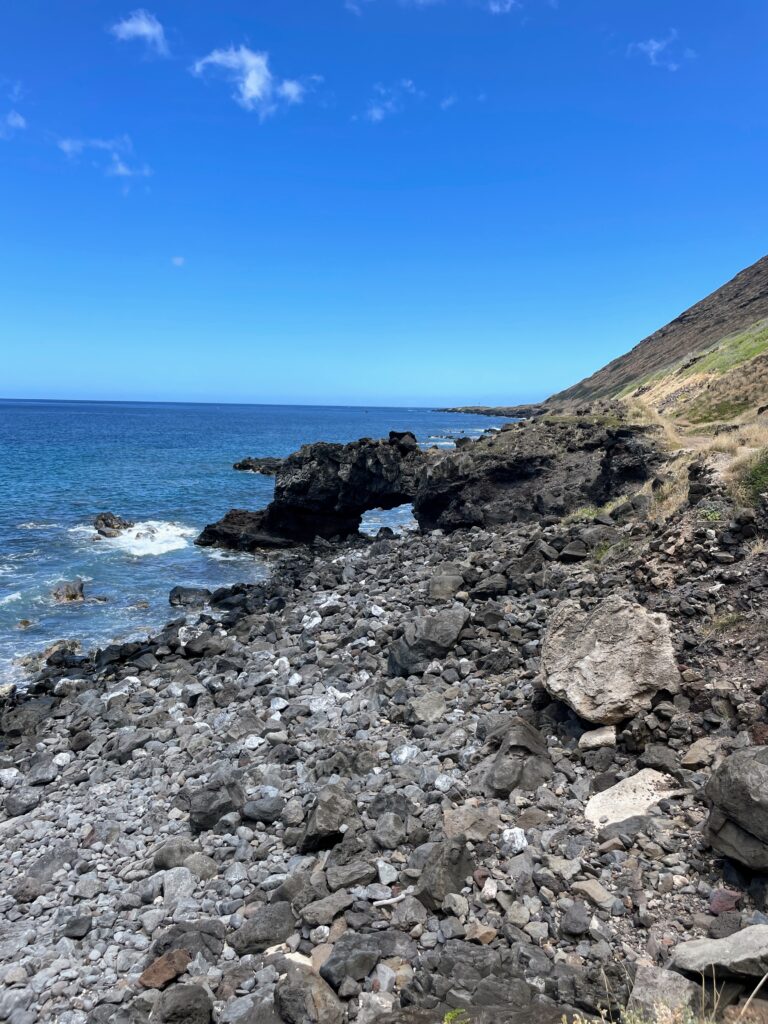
[{"left": 0, "top": 400, "right": 508, "bottom": 681}]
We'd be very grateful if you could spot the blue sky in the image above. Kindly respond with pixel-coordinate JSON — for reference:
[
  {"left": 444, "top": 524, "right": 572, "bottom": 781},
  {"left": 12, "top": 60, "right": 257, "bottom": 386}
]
[{"left": 1, "top": 1, "right": 766, "bottom": 406}]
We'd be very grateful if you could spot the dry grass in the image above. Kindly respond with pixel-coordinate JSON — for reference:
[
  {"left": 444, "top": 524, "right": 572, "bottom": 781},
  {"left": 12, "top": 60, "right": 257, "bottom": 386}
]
[
  {"left": 645, "top": 452, "right": 693, "bottom": 521},
  {"left": 727, "top": 446, "right": 768, "bottom": 505},
  {"left": 623, "top": 398, "right": 683, "bottom": 451}
]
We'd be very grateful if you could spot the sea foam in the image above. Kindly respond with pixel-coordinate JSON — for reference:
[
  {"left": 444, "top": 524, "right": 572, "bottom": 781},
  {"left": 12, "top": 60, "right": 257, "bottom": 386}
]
[{"left": 72, "top": 520, "right": 197, "bottom": 557}]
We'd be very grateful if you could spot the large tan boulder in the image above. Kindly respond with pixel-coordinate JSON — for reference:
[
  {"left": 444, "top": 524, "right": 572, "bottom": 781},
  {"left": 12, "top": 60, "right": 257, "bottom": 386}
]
[{"left": 540, "top": 594, "right": 680, "bottom": 724}]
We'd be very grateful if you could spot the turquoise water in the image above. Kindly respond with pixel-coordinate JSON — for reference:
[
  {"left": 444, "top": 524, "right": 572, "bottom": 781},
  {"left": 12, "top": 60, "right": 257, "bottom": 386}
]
[{"left": 0, "top": 400, "right": 507, "bottom": 680}]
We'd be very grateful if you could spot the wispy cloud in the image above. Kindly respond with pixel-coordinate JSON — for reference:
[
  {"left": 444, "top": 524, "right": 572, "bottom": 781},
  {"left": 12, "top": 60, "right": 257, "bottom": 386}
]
[
  {"left": 191, "top": 45, "right": 306, "bottom": 118},
  {"left": 110, "top": 9, "right": 169, "bottom": 56},
  {"left": 347, "top": 0, "right": 520, "bottom": 13},
  {"left": 0, "top": 110, "right": 27, "bottom": 140},
  {"left": 364, "top": 78, "right": 424, "bottom": 122},
  {"left": 485, "top": 0, "right": 519, "bottom": 11},
  {"left": 628, "top": 29, "right": 694, "bottom": 72},
  {"left": 58, "top": 135, "right": 152, "bottom": 179},
  {"left": 171, "top": 256, "right": 185, "bottom": 267}
]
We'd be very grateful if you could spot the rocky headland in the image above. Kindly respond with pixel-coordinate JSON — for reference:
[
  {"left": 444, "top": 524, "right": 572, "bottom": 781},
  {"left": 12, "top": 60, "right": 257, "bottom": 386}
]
[{"left": 3, "top": 257, "right": 768, "bottom": 1024}]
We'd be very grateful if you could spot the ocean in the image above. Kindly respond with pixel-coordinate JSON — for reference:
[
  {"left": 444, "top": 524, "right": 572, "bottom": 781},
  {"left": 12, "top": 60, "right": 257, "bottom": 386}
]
[{"left": 0, "top": 400, "right": 508, "bottom": 683}]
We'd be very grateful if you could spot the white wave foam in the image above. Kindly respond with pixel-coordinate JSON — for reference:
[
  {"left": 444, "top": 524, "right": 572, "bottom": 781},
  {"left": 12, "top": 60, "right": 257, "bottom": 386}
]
[
  {"left": 71, "top": 520, "right": 196, "bottom": 557},
  {"left": 18, "top": 521, "right": 60, "bottom": 530},
  {"left": 0, "top": 592, "right": 22, "bottom": 606}
]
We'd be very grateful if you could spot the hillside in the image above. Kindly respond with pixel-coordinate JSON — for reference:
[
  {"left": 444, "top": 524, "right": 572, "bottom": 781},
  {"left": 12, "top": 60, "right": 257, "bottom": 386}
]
[{"left": 548, "top": 254, "right": 768, "bottom": 422}]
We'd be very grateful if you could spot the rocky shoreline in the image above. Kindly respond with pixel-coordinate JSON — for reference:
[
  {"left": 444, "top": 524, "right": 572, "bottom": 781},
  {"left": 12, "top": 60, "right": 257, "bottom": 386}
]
[{"left": 3, "top": 405, "right": 768, "bottom": 1024}]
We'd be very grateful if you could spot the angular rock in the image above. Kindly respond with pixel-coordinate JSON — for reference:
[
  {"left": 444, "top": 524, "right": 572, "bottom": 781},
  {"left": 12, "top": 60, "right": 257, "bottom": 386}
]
[
  {"left": 485, "top": 718, "right": 553, "bottom": 797},
  {"left": 584, "top": 769, "right": 680, "bottom": 829},
  {"left": 627, "top": 964, "right": 700, "bottom": 1018},
  {"left": 150, "top": 984, "right": 213, "bottom": 1024},
  {"left": 298, "top": 783, "right": 356, "bottom": 853},
  {"left": 139, "top": 949, "right": 191, "bottom": 989},
  {"left": 229, "top": 902, "right": 295, "bottom": 955},
  {"left": 706, "top": 747, "right": 768, "bottom": 870},
  {"left": 414, "top": 838, "right": 475, "bottom": 912},
  {"left": 541, "top": 595, "right": 680, "bottom": 724},
  {"left": 275, "top": 964, "right": 344, "bottom": 1024},
  {"left": 52, "top": 578, "right": 85, "bottom": 603},
  {"left": 169, "top": 586, "right": 212, "bottom": 608},
  {"left": 320, "top": 930, "right": 417, "bottom": 990},
  {"left": 388, "top": 607, "right": 470, "bottom": 677},
  {"left": 672, "top": 926, "right": 768, "bottom": 979}
]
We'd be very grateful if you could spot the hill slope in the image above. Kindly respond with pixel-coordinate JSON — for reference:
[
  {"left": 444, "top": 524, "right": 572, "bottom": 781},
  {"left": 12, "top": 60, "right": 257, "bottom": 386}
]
[{"left": 548, "top": 255, "right": 768, "bottom": 418}]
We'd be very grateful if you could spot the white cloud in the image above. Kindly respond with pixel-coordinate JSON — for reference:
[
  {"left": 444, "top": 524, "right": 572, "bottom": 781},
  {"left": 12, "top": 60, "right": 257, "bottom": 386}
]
[
  {"left": 192, "top": 45, "right": 306, "bottom": 119},
  {"left": 58, "top": 135, "right": 152, "bottom": 179},
  {"left": 628, "top": 29, "right": 691, "bottom": 72},
  {"left": 347, "top": 0, "right": 520, "bottom": 12},
  {"left": 440, "top": 94, "right": 457, "bottom": 110},
  {"left": 110, "top": 9, "right": 169, "bottom": 56},
  {"left": 486, "top": 0, "right": 519, "bottom": 11},
  {"left": 171, "top": 256, "right": 185, "bottom": 267},
  {"left": 0, "top": 109, "right": 27, "bottom": 140},
  {"left": 364, "top": 78, "right": 424, "bottom": 122}
]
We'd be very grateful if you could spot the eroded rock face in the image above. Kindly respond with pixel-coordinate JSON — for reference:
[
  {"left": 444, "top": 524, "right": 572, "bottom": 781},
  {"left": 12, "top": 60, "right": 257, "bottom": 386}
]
[
  {"left": 200, "top": 415, "right": 661, "bottom": 552},
  {"left": 705, "top": 747, "right": 768, "bottom": 870},
  {"left": 198, "top": 432, "right": 424, "bottom": 550},
  {"left": 233, "top": 456, "right": 284, "bottom": 475},
  {"left": 412, "top": 417, "right": 660, "bottom": 532},
  {"left": 540, "top": 594, "right": 680, "bottom": 724}
]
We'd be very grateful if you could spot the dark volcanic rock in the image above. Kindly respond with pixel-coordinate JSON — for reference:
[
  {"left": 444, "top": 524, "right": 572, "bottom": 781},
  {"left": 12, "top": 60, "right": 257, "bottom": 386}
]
[
  {"left": 387, "top": 606, "right": 470, "bottom": 677},
  {"left": 412, "top": 415, "right": 660, "bottom": 532},
  {"left": 298, "top": 783, "right": 356, "bottom": 853},
  {"left": 197, "top": 432, "right": 424, "bottom": 550},
  {"left": 169, "top": 586, "right": 212, "bottom": 608},
  {"left": 51, "top": 578, "right": 85, "bottom": 603},
  {"left": 233, "top": 456, "right": 284, "bottom": 475},
  {"left": 229, "top": 902, "right": 295, "bottom": 954},
  {"left": 320, "top": 930, "right": 418, "bottom": 990},
  {"left": 93, "top": 512, "right": 134, "bottom": 537},
  {"left": 706, "top": 747, "right": 768, "bottom": 870},
  {"left": 151, "top": 984, "right": 213, "bottom": 1024}
]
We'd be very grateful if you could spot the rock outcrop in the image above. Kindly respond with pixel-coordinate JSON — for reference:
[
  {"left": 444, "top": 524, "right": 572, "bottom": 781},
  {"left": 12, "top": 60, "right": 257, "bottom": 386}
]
[
  {"left": 198, "top": 432, "right": 424, "bottom": 550},
  {"left": 93, "top": 512, "right": 134, "bottom": 537},
  {"left": 540, "top": 594, "right": 681, "bottom": 724},
  {"left": 233, "top": 456, "right": 284, "bottom": 475},
  {"left": 200, "top": 413, "right": 661, "bottom": 552},
  {"left": 705, "top": 747, "right": 768, "bottom": 870},
  {"left": 412, "top": 416, "right": 661, "bottom": 532}
]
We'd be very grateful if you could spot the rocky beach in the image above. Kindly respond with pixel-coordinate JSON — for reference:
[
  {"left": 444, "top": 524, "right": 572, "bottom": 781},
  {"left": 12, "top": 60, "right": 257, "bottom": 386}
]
[{"left": 3, "top": 386, "right": 768, "bottom": 1024}]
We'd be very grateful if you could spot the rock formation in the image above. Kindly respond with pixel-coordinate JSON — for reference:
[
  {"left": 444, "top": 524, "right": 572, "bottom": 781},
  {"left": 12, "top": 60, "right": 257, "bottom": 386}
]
[
  {"left": 540, "top": 594, "right": 681, "bottom": 724},
  {"left": 198, "top": 431, "right": 424, "bottom": 550}
]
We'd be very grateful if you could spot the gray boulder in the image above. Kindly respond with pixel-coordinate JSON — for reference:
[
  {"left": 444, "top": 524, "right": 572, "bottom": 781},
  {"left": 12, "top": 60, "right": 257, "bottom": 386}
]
[
  {"left": 672, "top": 925, "right": 768, "bottom": 978},
  {"left": 150, "top": 984, "right": 212, "bottom": 1024},
  {"left": 540, "top": 594, "right": 680, "bottom": 724},
  {"left": 298, "top": 783, "right": 356, "bottom": 853},
  {"left": 627, "top": 964, "right": 700, "bottom": 1017},
  {"left": 320, "top": 930, "right": 417, "bottom": 990},
  {"left": 485, "top": 718, "right": 553, "bottom": 796},
  {"left": 229, "top": 902, "right": 296, "bottom": 955},
  {"left": 387, "top": 607, "right": 470, "bottom": 677},
  {"left": 274, "top": 964, "right": 344, "bottom": 1024},
  {"left": 705, "top": 747, "right": 768, "bottom": 870},
  {"left": 414, "top": 838, "right": 475, "bottom": 911}
]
